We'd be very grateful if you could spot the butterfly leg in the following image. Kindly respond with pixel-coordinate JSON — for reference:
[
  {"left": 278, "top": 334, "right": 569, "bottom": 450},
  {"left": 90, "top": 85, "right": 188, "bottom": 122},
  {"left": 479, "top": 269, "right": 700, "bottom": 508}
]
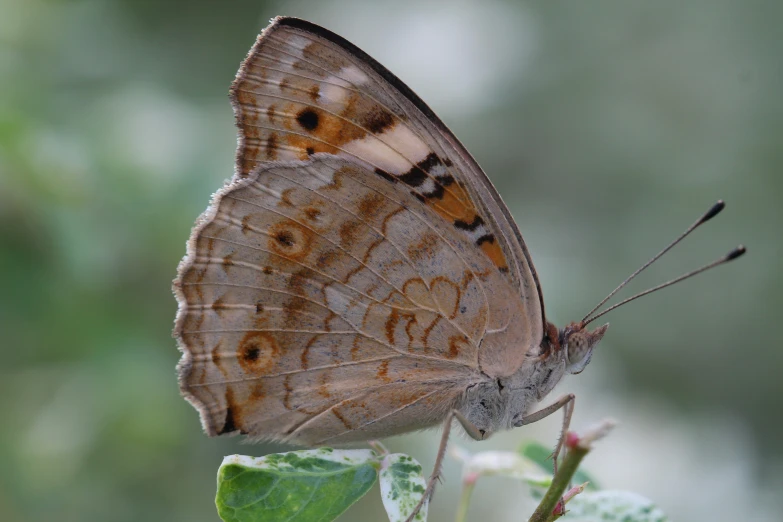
[
  {"left": 404, "top": 409, "right": 483, "bottom": 522},
  {"left": 516, "top": 393, "right": 575, "bottom": 474},
  {"left": 368, "top": 440, "right": 390, "bottom": 456}
]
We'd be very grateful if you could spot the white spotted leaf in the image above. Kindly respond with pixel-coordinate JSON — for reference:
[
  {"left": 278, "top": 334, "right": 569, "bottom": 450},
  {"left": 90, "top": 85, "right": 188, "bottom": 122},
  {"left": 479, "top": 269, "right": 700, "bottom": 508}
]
[
  {"left": 216, "top": 449, "right": 379, "bottom": 522},
  {"left": 565, "top": 490, "right": 668, "bottom": 522},
  {"left": 379, "top": 453, "right": 428, "bottom": 522}
]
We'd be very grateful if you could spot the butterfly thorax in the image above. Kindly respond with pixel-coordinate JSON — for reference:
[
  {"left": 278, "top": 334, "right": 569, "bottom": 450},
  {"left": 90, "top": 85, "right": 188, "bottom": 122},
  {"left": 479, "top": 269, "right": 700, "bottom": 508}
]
[
  {"left": 458, "top": 322, "right": 568, "bottom": 436},
  {"left": 458, "top": 320, "right": 609, "bottom": 437},
  {"left": 459, "top": 354, "right": 567, "bottom": 437}
]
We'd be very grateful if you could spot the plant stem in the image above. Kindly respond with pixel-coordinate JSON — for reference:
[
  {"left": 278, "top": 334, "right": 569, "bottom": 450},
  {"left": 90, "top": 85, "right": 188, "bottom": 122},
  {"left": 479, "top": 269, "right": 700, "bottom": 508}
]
[
  {"left": 454, "top": 480, "right": 476, "bottom": 522},
  {"left": 527, "top": 444, "right": 589, "bottom": 522}
]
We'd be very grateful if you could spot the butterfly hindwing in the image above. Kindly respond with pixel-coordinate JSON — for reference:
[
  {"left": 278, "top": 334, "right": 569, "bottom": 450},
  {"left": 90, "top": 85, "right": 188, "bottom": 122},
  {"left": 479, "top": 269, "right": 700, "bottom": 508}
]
[{"left": 175, "top": 156, "right": 518, "bottom": 442}]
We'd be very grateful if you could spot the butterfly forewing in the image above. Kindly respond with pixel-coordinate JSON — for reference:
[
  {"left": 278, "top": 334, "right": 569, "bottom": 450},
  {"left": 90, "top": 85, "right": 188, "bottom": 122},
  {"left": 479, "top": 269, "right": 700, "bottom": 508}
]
[
  {"left": 175, "top": 17, "right": 548, "bottom": 443},
  {"left": 232, "top": 18, "right": 544, "bottom": 334}
]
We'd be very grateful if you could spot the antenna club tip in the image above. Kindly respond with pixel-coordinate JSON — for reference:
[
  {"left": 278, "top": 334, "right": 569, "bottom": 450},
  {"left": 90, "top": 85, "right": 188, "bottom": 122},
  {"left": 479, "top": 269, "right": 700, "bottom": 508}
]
[
  {"left": 699, "top": 200, "right": 726, "bottom": 224},
  {"left": 726, "top": 245, "right": 746, "bottom": 261}
]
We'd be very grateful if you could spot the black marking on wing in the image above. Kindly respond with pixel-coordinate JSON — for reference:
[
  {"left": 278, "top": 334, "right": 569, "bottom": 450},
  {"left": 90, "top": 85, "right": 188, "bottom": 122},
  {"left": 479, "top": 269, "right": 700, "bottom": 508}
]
[
  {"left": 476, "top": 234, "right": 495, "bottom": 246},
  {"left": 219, "top": 406, "right": 238, "bottom": 434},
  {"left": 375, "top": 168, "right": 396, "bottom": 183},
  {"left": 454, "top": 215, "right": 485, "bottom": 231},
  {"left": 296, "top": 108, "right": 319, "bottom": 130},
  {"left": 421, "top": 174, "right": 455, "bottom": 200}
]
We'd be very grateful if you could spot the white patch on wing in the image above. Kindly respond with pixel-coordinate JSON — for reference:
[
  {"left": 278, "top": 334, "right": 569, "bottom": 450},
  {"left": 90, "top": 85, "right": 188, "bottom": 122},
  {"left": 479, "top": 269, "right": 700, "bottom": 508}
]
[
  {"left": 325, "top": 285, "right": 350, "bottom": 316},
  {"left": 418, "top": 176, "right": 436, "bottom": 194},
  {"left": 340, "top": 65, "right": 370, "bottom": 84},
  {"left": 248, "top": 181, "right": 283, "bottom": 202},
  {"left": 340, "top": 125, "right": 431, "bottom": 174},
  {"left": 380, "top": 125, "right": 432, "bottom": 163},
  {"left": 279, "top": 34, "right": 313, "bottom": 54},
  {"left": 340, "top": 141, "right": 408, "bottom": 174},
  {"left": 324, "top": 285, "right": 367, "bottom": 329},
  {"left": 319, "top": 79, "right": 350, "bottom": 106},
  {"left": 300, "top": 162, "right": 337, "bottom": 189},
  {"left": 463, "top": 224, "right": 490, "bottom": 244},
  {"left": 326, "top": 74, "right": 352, "bottom": 88},
  {"left": 429, "top": 164, "right": 447, "bottom": 177}
]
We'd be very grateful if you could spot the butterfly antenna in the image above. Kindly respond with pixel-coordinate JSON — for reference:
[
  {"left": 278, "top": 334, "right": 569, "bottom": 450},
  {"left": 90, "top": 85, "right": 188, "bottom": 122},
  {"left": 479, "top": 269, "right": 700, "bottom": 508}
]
[
  {"left": 583, "top": 245, "right": 745, "bottom": 325},
  {"left": 581, "top": 200, "right": 727, "bottom": 324}
]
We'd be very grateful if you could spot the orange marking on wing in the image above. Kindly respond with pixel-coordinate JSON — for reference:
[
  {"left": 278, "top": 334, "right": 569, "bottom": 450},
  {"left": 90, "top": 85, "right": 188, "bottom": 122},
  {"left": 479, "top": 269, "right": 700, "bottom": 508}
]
[
  {"left": 403, "top": 312, "right": 419, "bottom": 346},
  {"left": 338, "top": 219, "right": 362, "bottom": 247},
  {"left": 332, "top": 408, "right": 353, "bottom": 430},
  {"left": 407, "top": 231, "right": 439, "bottom": 263},
  {"left": 423, "top": 177, "right": 471, "bottom": 217},
  {"left": 480, "top": 239, "right": 509, "bottom": 271},
  {"left": 387, "top": 387, "right": 431, "bottom": 408},
  {"left": 357, "top": 192, "right": 385, "bottom": 221},
  {"left": 361, "top": 236, "right": 385, "bottom": 266},
  {"left": 419, "top": 173, "right": 510, "bottom": 272},
  {"left": 283, "top": 374, "right": 294, "bottom": 410},
  {"left": 431, "top": 276, "right": 461, "bottom": 319},
  {"left": 211, "top": 340, "right": 228, "bottom": 377},
  {"left": 240, "top": 214, "right": 253, "bottom": 235},
  {"left": 235, "top": 90, "right": 260, "bottom": 126},
  {"left": 315, "top": 249, "right": 339, "bottom": 269},
  {"left": 447, "top": 335, "right": 470, "bottom": 360},
  {"left": 210, "top": 295, "right": 227, "bottom": 315},
  {"left": 220, "top": 387, "right": 243, "bottom": 434},
  {"left": 301, "top": 205, "right": 322, "bottom": 223},
  {"left": 237, "top": 331, "right": 280, "bottom": 374},
  {"left": 350, "top": 337, "right": 361, "bottom": 361},
  {"left": 384, "top": 309, "right": 398, "bottom": 346},
  {"left": 300, "top": 335, "right": 318, "bottom": 370},
  {"left": 284, "top": 270, "right": 315, "bottom": 328},
  {"left": 376, "top": 360, "right": 391, "bottom": 383},
  {"left": 267, "top": 220, "right": 314, "bottom": 261},
  {"left": 266, "top": 104, "right": 277, "bottom": 124},
  {"left": 222, "top": 252, "right": 236, "bottom": 273},
  {"left": 284, "top": 134, "right": 338, "bottom": 160},
  {"left": 402, "top": 278, "right": 429, "bottom": 301},
  {"left": 318, "top": 370, "right": 333, "bottom": 399},
  {"left": 421, "top": 315, "right": 443, "bottom": 353},
  {"left": 265, "top": 133, "right": 278, "bottom": 160},
  {"left": 250, "top": 381, "right": 266, "bottom": 402}
]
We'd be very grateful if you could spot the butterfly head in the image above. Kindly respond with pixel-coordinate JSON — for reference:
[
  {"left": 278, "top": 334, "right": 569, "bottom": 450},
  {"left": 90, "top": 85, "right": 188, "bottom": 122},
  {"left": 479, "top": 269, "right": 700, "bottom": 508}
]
[{"left": 559, "top": 322, "right": 608, "bottom": 374}]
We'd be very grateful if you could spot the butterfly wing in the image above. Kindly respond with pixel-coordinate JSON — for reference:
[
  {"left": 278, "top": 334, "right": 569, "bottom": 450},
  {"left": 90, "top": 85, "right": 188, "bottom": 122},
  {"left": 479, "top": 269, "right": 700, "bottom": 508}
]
[
  {"left": 231, "top": 17, "right": 545, "bottom": 372},
  {"left": 174, "top": 17, "right": 548, "bottom": 443},
  {"left": 175, "top": 156, "right": 504, "bottom": 443}
]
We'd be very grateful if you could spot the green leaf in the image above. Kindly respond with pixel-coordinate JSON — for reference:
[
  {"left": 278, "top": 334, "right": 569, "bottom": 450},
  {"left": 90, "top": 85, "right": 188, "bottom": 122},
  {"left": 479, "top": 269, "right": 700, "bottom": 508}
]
[
  {"left": 565, "top": 490, "right": 668, "bottom": 522},
  {"left": 518, "top": 441, "right": 600, "bottom": 491},
  {"left": 216, "top": 449, "right": 379, "bottom": 522},
  {"left": 379, "top": 453, "right": 428, "bottom": 522}
]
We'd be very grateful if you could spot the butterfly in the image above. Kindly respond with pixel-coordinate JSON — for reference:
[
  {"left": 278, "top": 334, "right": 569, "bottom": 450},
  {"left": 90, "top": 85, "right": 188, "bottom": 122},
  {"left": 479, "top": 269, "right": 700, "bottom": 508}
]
[{"left": 173, "top": 16, "right": 744, "bottom": 520}]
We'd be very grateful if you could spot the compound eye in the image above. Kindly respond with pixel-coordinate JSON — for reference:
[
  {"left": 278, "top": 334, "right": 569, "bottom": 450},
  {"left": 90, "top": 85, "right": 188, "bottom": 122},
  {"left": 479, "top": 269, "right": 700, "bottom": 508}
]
[
  {"left": 566, "top": 333, "right": 594, "bottom": 374},
  {"left": 565, "top": 323, "right": 607, "bottom": 374},
  {"left": 567, "top": 334, "right": 587, "bottom": 363}
]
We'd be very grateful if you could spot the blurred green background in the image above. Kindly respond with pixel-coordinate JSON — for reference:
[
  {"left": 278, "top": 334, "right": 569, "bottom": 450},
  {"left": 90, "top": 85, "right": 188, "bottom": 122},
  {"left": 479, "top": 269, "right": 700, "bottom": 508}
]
[{"left": 2, "top": 0, "right": 782, "bottom": 521}]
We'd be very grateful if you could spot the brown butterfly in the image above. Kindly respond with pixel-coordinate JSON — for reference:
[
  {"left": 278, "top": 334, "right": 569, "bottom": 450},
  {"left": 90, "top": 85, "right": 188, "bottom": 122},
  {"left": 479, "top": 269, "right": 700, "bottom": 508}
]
[{"left": 173, "top": 16, "right": 744, "bottom": 519}]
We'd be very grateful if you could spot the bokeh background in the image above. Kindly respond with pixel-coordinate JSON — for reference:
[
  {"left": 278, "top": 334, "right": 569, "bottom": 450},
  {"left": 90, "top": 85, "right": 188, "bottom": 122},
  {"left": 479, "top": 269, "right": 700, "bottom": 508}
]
[{"left": 2, "top": 0, "right": 782, "bottom": 520}]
